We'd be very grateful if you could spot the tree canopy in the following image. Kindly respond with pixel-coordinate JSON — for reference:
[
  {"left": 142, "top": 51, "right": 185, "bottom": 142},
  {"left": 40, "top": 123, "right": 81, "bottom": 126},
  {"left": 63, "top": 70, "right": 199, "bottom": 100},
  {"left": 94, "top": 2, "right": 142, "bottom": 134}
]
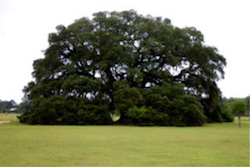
[{"left": 18, "top": 10, "right": 226, "bottom": 126}]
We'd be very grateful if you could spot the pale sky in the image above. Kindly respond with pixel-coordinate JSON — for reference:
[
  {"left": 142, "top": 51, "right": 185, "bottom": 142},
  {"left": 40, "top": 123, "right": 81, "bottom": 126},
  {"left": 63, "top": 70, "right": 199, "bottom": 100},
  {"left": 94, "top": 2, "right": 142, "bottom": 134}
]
[{"left": 0, "top": 0, "right": 249, "bottom": 103}]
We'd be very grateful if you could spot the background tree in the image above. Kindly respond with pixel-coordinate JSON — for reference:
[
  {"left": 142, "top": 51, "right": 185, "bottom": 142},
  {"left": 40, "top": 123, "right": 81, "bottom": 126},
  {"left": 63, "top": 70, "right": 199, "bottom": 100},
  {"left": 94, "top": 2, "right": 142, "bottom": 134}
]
[
  {"left": 19, "top": 10, "right": 226, "bottom": 126},
  {"left": 231, "top": 99, "right": 247, "bottom": 128}
]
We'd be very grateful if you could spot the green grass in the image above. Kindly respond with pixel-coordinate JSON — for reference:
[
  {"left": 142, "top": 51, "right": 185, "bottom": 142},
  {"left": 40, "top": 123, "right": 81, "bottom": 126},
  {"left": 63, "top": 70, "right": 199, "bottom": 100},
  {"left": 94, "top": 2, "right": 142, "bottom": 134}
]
[
  {"left": 0, "top": 113, "right": 19, "bottom": 122},
  {"left": 235, "top": 116, "right": 250, "bottom": 123},
  {"left": 0, "top": 114, "right": 249, "bottom": 166}
]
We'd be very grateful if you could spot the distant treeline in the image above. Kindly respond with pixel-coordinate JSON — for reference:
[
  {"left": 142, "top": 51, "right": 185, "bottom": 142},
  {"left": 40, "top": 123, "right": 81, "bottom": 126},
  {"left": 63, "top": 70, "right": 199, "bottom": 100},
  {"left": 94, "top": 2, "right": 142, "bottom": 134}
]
[
  {"left": 0, "top": 100, "right": 31, "bottom": 113},
  {"left": 0, "top": 100, "right": 17, "bottom": 113}
]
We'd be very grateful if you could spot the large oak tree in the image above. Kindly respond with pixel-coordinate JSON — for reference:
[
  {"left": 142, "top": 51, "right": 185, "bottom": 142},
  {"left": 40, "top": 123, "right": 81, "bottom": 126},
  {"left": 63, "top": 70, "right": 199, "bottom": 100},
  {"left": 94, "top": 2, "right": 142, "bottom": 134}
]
[{"left": 19, "top": 10, "right": 226, "bottom": 126}]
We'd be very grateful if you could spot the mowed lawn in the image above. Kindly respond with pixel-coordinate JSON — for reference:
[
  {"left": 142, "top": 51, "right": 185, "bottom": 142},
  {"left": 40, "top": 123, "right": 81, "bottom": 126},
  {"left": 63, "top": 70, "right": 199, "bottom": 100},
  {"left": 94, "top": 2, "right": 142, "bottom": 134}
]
[{"left": 0, "top": 114, "right": 249, "bottom": 166}]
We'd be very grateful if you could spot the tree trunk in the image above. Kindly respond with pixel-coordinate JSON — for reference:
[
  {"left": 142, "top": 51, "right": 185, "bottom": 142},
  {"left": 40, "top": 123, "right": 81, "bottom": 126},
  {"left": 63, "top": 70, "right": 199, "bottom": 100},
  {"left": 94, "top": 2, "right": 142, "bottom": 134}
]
[{"left": 238, "top": 115, "right": 241, "bottom": 128}]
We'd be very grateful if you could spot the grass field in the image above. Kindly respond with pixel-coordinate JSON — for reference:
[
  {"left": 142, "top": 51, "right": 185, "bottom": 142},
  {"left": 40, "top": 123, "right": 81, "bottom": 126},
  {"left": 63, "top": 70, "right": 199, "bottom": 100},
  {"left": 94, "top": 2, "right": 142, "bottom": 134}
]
[{"left": 0, "top": 114, "right": 249, "bottom": 166}]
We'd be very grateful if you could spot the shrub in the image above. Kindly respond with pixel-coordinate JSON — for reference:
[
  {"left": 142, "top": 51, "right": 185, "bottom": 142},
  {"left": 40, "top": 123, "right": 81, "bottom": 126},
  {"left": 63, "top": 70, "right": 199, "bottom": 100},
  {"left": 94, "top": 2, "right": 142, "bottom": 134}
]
[
  {"left": 125, "top": 106, "right": 169, "bottom": 126},
  {"left": 77, "top": 105, "right": 112, "bottom": 125},
  {"left": 168, "top": 95, "right": 207, "bottom": 126}
]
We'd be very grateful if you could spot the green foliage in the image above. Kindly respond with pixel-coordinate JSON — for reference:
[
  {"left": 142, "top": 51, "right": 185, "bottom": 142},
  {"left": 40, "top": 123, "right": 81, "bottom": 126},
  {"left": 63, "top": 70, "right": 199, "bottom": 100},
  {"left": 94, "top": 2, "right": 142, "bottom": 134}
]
[
  {"left": 20, "top": 10, "right": 226, "bottom": 126},
  {"left": 200, "top": 82, "right": 224, "bottom": 123},
  {"left": 18, "top": 96, "right": 112, "bottom": 125},
  {"left": 220, "top": 98, "right": 234, "bottom": 122},
  {"left": 114, "top": 85, "right": 142, "bottom": 113},
  {"left": 231, "top": 99, "right": 247, "bottom": 116},
  {"left": 77, "top": 105, "right": 112, "bottom": 125},
  {"left": 221, "top": 106, "right": 234, "bottom": 122},
  {"left": 125, "top": 106, "right": 169, "bottom": 126},
  {"left": 169, "top": 95, "right": 207, "bottom": 126},
  {"left": 119, "top": 83, "right": 207, "bottom": 126}
]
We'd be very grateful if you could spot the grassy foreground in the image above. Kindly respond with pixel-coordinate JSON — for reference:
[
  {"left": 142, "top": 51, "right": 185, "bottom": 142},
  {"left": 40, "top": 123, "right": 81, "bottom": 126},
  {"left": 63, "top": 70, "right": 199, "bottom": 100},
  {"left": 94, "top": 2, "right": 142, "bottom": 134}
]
[{"left": 0, "top": 114, "right": 249, "bottom": 166}]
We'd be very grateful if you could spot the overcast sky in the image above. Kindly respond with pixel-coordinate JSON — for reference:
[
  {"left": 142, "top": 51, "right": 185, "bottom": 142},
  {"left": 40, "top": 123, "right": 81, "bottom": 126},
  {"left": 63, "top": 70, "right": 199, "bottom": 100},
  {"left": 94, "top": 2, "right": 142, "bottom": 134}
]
[{"left": 0, "top": 0, "right": 249, "bottom": 103}]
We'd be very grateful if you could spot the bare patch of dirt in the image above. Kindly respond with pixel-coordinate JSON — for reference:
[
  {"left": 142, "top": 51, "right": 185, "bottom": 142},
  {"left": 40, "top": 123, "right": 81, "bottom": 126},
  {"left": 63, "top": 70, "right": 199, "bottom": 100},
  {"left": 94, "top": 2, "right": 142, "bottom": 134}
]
[{"left": 0, "top": 121, "right": 10, "bottom": 124}]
